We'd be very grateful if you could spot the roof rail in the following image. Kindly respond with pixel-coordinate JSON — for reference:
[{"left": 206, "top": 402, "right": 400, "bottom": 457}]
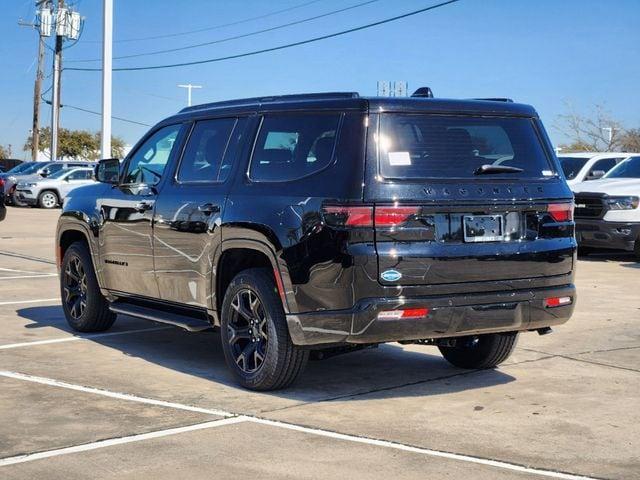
[
  {"left": 474, "top": 97, "right": 514, "bottom": 103},
  {"left": 179, "top": 92, "right": 360, "bottom": 113}
]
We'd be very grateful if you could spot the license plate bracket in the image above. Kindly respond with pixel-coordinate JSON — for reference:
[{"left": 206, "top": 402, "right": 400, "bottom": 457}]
[{"left": 463, "top": 215, "right": 504, "bottom": 242}]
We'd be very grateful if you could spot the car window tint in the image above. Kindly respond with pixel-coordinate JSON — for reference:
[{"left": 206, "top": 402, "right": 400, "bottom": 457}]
[
  {"left": 45, "top": 163, "right": 65, "bottom": 175},
  {"left": 67, "top": 170, "right": 92, "bottom": 180},
  {"left": 178, "top": 118, "right": 236, "bottom": 182},
  {"left": 588, "top": 158, "right": 618, "bottom": 176},
  {"left": 123, "top": 124, "right": 180, "bottom": 185},
  {"left": 250, "top": 114, "right": 340, "bottom": 182}
]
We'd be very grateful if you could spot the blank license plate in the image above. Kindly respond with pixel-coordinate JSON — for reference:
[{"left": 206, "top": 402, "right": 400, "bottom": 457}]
[{"left": 463, "top": 215, "right": 504, "bottom": 242}]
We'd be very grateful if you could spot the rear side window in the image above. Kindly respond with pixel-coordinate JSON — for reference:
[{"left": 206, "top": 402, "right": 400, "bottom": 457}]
[
  {"left": 178, "top": 118, "right": 236, "bottom": 182},
  {"left": 249, "top": 113, "right": 340, "bottom": 182},
  {"left": 559, "top": 157, "right": 588, "bottom": 180},
  {"left": 378, "top": 115, "right": 553, "bottom": 179}
]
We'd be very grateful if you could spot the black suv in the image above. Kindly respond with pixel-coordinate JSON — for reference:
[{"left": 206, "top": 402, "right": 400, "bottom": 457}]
[{"left": 56, "top": 91, "right": 576, "bottom": 390}]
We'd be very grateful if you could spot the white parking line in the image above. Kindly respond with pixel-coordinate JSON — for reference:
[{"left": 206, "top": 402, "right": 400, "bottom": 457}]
[
  {"left": 0, "top": 370, "right": 603, "bottom": 480},
  {"left": 0, "top": 371, "right": 235, "bottom": 418},
  {"left": 0, "top": 298, "right": 59, "bottom": 306},
  {"left": 0, "top": 417, "right": 247, "bottom": 467},
  {"left": 0, "top": 274, "right": 58, "bottom": 280},
  {"left": 0, "top": 326, "right": 172, "bottom": 350},
  {"left": 0, "top": 267, "right": 56, "bottom": 275}
]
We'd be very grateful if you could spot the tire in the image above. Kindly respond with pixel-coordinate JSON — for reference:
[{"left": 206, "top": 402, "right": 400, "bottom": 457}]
[
  {"left": 38, "top": 190, "right": 59, "bottom": 209},
  {"left": 220, "top": 268, "right": 309, "bottom": 391},
  {"left": 438, "top": 332, "right": 518, "bottom": 369},
  {"left": 60, "top": 241, "right": 116, "bottom": 332}
]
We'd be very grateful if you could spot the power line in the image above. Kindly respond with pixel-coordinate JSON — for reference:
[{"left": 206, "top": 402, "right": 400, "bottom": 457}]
[
  {"left": 83, "top": 0, "right": 324, "bottom": 44},
  {"left": 42, "top": 97, "right": 151, "bottom": 126},
  {"left": 68, "top": 0, "right": 380, "bottom": 63},
  {"left": 67, "top": 0, "right": 461, "bottom": 73}
]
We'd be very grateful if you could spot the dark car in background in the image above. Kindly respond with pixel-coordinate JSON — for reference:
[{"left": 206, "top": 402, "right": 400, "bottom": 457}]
[{"left": 56, "top": 91, "right": 577, "bottom": 390}]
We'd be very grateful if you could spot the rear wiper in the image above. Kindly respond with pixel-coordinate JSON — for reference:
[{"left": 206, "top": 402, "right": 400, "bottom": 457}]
[{"left": 473, "top": 164, "right": 524, "bottom": 175}]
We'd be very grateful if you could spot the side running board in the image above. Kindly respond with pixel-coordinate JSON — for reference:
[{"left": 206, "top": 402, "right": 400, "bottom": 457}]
[{"left": 109, "top": 302, "right": 212, "bottom": 332}]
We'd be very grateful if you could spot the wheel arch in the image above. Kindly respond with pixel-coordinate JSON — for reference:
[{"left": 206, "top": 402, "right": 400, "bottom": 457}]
[{"left": 216, "top": 238, "right": 294, "bottom": 323}]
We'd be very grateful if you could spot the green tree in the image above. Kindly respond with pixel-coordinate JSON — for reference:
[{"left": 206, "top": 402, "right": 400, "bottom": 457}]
[{"left": 24, "top": 127, "right": 127, "bottom": 160}]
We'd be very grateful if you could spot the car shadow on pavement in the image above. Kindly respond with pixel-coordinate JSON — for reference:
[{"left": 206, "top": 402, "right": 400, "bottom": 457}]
[
  {"left": 15, "top": 305, "right": 516, "bottom": 402},
  {"left": 578, "top": 251, "right": 639, "bottom": 269}
]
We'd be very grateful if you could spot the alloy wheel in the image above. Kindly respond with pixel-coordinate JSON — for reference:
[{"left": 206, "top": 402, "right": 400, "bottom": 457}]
[
  {"left": 63, "top": 256, "right": 87, "bottom": 319},
  {"left": 42, "top": 192, "right": 57, "bottom": 208},
  {"left": 227, "top": 289, "right": 268, "bottom": 374}
]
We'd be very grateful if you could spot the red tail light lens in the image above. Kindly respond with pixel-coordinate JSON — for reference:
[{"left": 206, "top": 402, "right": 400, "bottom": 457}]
[
  {"left": 544, "top": 296, "right": 572, "bottom": 308},
  {"left": 375, "top": 206, "right": 420, "bottom": 227},
  {"left": 547, "top": 203, "right": 573, "bottom": 222},
  {"left": 0, "top": 178, "right": 4, "bottom": 188},
  {"left": 378, "top": 308, "right": 429, "bottom": 320},
  {"left": 323, "top": 205, "right": 373, "bottom": 227}
]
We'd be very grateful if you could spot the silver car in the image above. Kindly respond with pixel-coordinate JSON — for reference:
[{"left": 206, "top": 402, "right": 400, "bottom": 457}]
[
  {"left": 4, "top": 161, "right": 92, "bottom": 205},
  {"left": 15, "top": 167, "right": 96, "bottom": 209}
]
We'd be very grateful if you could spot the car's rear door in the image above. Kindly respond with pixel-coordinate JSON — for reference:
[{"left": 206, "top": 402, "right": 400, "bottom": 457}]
[
  {"left": 365, "top": 112, "right": 575, "bottom": 287},
  {"left": 153, "top": 116, "right": 247, "bottom": 308}
]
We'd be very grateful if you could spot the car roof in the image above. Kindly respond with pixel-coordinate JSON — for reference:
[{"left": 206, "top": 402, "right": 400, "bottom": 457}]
[{"left": 160, "top": 92, "right": 538, "bottom": 125}]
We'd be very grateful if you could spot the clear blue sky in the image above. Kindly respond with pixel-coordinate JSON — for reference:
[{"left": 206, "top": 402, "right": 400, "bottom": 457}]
[{"left": 1, "top": 0, "right": 639, "bottom": 158}]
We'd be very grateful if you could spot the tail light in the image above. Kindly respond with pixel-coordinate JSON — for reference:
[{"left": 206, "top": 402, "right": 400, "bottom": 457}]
[
  {"left": 322, "top": 204, "right": 419, "bottom": 228},
  {"left": 544, "top": 296, "right": 572, "bottom": 308},
  {"left": 547, "top": 203, "right": 573, "bottom": 222},
  {"left": 374, "top": 206, "right": 420, "bottom": 227},
  {"left": 378, "top": 308, "right": 429, "bottom": 320}
]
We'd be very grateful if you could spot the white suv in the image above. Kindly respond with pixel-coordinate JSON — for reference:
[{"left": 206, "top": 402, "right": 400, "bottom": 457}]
[
  {"left": 558, "top": 152, "right": 638, "bottom": 187},
  {"left": 573, "top": 156, "right": 640, "bottom": 258}
]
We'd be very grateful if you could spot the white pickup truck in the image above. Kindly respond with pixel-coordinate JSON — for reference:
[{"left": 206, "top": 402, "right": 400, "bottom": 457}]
[{"left": 573, "top": 155, "right": 640, "bottom": 258}]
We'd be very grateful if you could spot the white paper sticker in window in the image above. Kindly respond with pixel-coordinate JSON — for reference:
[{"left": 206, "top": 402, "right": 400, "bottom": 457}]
[
  {"left": 388, "top": 151, "right": 411, "bottom": 166},
  {"left": 542, "top": 170, "right": 554, "bottom": 176}
]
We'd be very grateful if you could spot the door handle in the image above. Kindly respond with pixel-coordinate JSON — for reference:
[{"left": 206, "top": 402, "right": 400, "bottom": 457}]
[
  {"left": 198, "top": 203, "right": 220, "bottom": 215},
  {"left": 134, "top": 201, "right": 153, "bottom": 213}
]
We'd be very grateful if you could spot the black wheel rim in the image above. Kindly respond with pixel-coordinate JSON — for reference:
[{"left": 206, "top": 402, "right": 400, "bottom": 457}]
[
  {"left": 228, "top": 289, "right": 268, "bottom": 374},
  {"left": 63, "top": 256, "right": 87, "bottom": 319}
]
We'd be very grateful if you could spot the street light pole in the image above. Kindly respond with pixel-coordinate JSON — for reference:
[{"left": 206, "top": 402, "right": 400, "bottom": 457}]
[
  {"left": 50, "top": 0, "right": 63, "bottom": 161},
  {"left": 101, "top": 0, "right": 113, "bottom": 159},
  {"left": 177, "top": 83, "right": 202, "bottom": 107}
]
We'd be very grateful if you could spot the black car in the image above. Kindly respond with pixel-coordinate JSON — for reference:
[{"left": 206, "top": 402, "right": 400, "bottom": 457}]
[{"left": 56, "top": 91, "right": 576, "bottom": 390}]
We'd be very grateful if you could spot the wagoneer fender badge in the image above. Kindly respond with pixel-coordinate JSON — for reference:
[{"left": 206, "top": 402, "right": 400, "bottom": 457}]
[{"left": 381, "top": 269, "right": 402, "bottom": 282}]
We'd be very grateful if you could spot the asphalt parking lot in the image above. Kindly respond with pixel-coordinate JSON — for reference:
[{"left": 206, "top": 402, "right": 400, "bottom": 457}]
[{"left": 0, "top": 207, "right": 638, "bottom": 480}]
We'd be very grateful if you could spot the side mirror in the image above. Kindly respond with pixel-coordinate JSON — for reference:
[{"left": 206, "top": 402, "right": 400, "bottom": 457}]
[
  {"left": 587, "top": 170, "right": 605, "bottom": 180},
  {"left": 40, "top": 168, "right": 50, "bottom": 178},
  {"left": 95, "top": 158, "right": 120, "bottom": 184}
]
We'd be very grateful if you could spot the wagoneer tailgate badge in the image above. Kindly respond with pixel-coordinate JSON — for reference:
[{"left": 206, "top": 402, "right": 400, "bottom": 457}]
[{"left": 381, "top": 269, "right": 402, "bottom": 282}]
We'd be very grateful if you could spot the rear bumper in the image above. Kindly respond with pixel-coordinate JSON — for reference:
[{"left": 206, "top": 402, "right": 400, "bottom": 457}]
[
  {"left": 576, "top": 219, "right": 640, "bottom": 251},
  {"left": 286, "top": 285, "right": 576, "bottom": 346}
]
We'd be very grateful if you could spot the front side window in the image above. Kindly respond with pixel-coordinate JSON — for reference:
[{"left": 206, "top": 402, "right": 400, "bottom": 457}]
[
  {"left": 123, "top": 124, "right": 181, "bottom": 185},
  {"left": 587, "top": 158, "right": 618, "bottom": 178},
  {"left": 43, "top": 163, "right": 65, "bottom": 175},
  {"left": 67, "top": 169, "right": 93, "bottom": 180},
  {"left": 378, "top": 115, "right": 553, "bottom": 179},
  {"left": 249, "top": 114, "right": 340, "bottom": 182},
  {"left": 604, "top": 156, "right": 640, "bottom": 178},
  {"left": 177, "top": 118, "right": 236, "bottom": 182}
]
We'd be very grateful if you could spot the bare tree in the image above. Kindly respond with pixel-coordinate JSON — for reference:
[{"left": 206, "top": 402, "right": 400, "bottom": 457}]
[
  {"left": 555, "top": 102, "right": 625, "bottom": 152},
  {"left": 0, "top": 144, "right": 12, "bottom": 159}
]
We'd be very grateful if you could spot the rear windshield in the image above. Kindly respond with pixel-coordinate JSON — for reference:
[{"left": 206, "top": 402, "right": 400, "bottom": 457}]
[
  {"left": 378, "top": 114, "right": 553, "bottom": 179},
  {"left": 558, "top": 157, "right": 589, "bottom": 179}
]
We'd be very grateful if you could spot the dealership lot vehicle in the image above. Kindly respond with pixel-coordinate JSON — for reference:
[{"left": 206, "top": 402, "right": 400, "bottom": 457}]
[
  {"left": 0, "top": 207, "right": 638, "bottom": 480},
  {"left": 15, "top": 167, "right": 95, "bottom": 209},
  {"left": 573, "top": 155, "right": 640, "bottom": 258},
  {"left": 57, "top": 92, "right": 576, "bottom": 391},
  {"left": 558, "top": 152, "right": 637, "bottom": 186},
  {"left": 3, "top": 161, "right": 92, "bottom": 206}
]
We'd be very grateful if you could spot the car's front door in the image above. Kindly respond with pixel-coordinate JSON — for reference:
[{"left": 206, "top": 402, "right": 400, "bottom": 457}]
[
  {"left": 99, "top": 123, "right": 184, "bottom": 298},
  {"left": 153, "top": 117, "right": 246, "bottom": 309}
]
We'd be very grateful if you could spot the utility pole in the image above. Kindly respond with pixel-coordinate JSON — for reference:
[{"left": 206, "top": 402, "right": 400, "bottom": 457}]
[
  {"left": 178, "top": 84, "right": 202, "bottom": 107},
  {"left": 101, "top": 0, "right": 113, "bottom": 159},
  {"left": 18, "top": 1, "right": 51, "bottom": 161},
  {"left": 50, "top": 0, "right": 64, "bottom": 161}
]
